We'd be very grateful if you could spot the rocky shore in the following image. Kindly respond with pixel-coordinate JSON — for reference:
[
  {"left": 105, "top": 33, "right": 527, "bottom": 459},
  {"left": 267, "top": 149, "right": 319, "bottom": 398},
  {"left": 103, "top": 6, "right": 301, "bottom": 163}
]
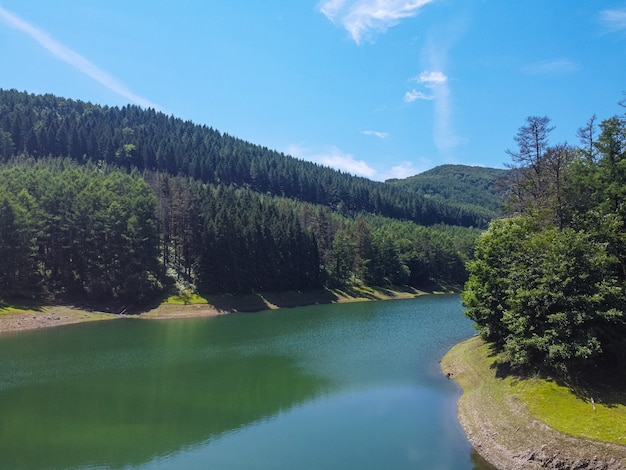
[{"left": 441, "top": 337, "right": 626, "bottom": 470}]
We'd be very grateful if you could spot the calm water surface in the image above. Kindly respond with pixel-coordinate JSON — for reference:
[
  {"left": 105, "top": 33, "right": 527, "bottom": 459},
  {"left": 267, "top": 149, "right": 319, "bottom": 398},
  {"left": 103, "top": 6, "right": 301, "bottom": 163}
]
[{"left": 0, "top": 295, "right": 495, "bottom": 469}]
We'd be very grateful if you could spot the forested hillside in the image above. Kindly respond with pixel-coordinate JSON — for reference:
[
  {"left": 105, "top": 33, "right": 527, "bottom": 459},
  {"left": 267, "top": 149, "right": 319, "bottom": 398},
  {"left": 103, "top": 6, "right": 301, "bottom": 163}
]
[
  {"left": 0, "top": 89, "right": 487, "bottom": 304},
  {"left": 0, "top": 89, "right": 490, "bottom": 228},
  {"left": 387, "top": 164, "right": 509, "bottom": 220}
]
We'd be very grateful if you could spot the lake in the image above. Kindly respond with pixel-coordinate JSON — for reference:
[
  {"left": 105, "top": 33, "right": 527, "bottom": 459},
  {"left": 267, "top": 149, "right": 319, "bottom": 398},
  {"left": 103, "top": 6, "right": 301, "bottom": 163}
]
[{"left": 0, "top": 295, "right": 495, "bottom": 469}]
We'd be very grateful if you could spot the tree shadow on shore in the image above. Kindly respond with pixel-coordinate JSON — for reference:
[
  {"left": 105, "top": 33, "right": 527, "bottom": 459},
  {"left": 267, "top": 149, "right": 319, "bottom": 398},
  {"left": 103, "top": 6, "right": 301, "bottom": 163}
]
[
  {"left": 0, "top": 297, "right": 45, "bottom": 313},
  {"left": 261, "top": 289, "right": 339, "bottom": 308},
  {"left": 487, "top": 345, "right": 626, "bottom": 408},
  {"left": 559, "top": 365, "right": 626, "bottom": 408}
]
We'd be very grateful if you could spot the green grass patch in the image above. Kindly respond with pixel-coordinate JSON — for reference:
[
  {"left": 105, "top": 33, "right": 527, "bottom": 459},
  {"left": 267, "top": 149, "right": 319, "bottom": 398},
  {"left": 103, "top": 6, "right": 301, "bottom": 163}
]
[
  {"left": 442, "top": 338, "right": 510, "bottom": 406},
  {"left": 0, "top": 306, "right": 21, "bottom": 315},
  {"left": 516, "top": 378, "right": 626, "bottom": 444},
  {"left": 0, "top": 299, "right": 45, "bottom": 315},
  {"left": 329, "top": 285, "right": 426, "bottom": 302},
  {"left": 443, "top": 336, "right": 626, "bottom": 447},
  {"left": 163, "top": 292, "right": 209, "bottom": 305},
  {"left": 162, "top": 286, "right": 425, "bottom": 312}
]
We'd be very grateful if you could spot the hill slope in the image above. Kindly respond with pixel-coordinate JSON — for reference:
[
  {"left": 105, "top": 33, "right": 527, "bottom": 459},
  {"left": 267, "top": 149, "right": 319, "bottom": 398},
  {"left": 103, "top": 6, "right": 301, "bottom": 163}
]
[
  {"left": 387, "top": 164, "right": 510, "bottom": 220},
  {"left": 0, "top": 89, "right": 491, "bottom": 301},
  {"left": 0, "top": 88, "right": 491, "bottom": 228}
]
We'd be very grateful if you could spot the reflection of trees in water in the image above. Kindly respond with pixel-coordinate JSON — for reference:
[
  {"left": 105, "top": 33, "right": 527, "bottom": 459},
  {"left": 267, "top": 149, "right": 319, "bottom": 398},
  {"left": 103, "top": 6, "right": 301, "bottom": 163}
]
[{"left": 0, "top": 343, "right": 329, "bottom": 469}]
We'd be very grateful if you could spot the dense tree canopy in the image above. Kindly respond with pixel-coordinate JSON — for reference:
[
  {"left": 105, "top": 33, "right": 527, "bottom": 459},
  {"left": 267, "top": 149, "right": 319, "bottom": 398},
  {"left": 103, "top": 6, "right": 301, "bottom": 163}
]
[
  {"left": 387, "top": 164, "right": 509, "bottom": 220},
  {"left": 0, "top": 159, "right": 162, "bottom": 303},
  {"left": 463, "top": 110, "right": 626, "bottom": 377},
  {"left": 0, "top": 88, "right": 491, "bottom": 228}
]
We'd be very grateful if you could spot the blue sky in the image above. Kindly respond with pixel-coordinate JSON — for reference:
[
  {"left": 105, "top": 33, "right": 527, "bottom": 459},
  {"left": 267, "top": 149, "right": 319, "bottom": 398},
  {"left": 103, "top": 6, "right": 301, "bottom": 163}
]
[{"left": 0, "top": 1, "right": 625, "bottom": 181}]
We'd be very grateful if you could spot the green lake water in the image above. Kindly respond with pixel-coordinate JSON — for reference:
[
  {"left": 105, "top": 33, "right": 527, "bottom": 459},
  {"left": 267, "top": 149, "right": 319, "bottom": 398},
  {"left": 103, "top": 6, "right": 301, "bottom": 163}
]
[{"left": 0, "top": 295, "right": 495, "bottom": 469}]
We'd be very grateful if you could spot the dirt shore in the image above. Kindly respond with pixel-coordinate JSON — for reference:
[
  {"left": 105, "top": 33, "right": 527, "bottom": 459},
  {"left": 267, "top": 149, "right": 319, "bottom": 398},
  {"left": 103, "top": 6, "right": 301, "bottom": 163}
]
[
  {"left": 0, "top": 286, "right": 433, "bottom": 334},
  {"left": 441, "top": 337, "right": 626, "bottom": 470},
  {"left": 0, "top": 304, "right": 237, "bottom": 334},
  {"left": 0, "top": 307, "right": 118, "bottom": 333}
]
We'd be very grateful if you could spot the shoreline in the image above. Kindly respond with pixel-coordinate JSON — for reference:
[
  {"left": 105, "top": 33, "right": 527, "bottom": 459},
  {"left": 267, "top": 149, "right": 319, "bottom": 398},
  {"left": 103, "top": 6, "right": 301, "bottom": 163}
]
[
  {"left": 441, "top": 336, "right": 626, "bottom": 470},
  {"left": 6, "top": 291, "right": 626, "bottom": 469},
  {"left": 0, "top": 285, "right": 439, "bottom": 334},
  {"left": 0, "top": 307, "right": 119, "bottom": 333}
]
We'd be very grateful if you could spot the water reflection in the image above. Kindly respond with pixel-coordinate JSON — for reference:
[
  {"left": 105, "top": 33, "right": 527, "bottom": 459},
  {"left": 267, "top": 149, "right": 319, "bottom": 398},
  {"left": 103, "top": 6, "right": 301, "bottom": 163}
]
[
  {"left": 0, "top": 296, "right": 491, "bottom": 469},
  {"left": 0, "top": 322, "right": 330, "bottom": 469}
]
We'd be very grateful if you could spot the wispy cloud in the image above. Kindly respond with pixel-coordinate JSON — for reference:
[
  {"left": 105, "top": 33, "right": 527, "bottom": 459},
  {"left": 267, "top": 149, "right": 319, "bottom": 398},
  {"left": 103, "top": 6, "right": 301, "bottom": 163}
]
[
  {"left": 600, "top": 7, "right": 626, "bottom": 32},
  {"left": 404, "top": 90, "right": 433, "bottom": 102},
  {"left": 407, "top": 14, "right": 468, "bottom": 161},
  {"left": 406, "top": 71, "right": 457, "bottom": 155},
  {"left": 287, "top": 144, "right": 377, "bottom": 178},
  {"left": 287, "top": 143, "right": 429, "bottom": 181},
  {"left": 522, "top": 59, "right": 580, "bottom": 75},
  {"left": 404, "top": 70, "right": 447, "bottom": 102},
  {"left": 381, "top": 160, "right": 429, "bottom": 180},
  {"left": 431, "top": 77, "right": 462, "bottom": 156},
  {"left": 319, "top": 0, "right": 435, "bottom": 44},
  {"left": 407, "top": 68, "right": 458, "bottom": 159},
  {"left": 0, "top": 6, "right": 158, "bottom": 109},
  {"left": 362, "top": 130, "right": 389, "bottom": 139},
  {"left": 413, "top": 70, "right": 448, "bottom": 86}
]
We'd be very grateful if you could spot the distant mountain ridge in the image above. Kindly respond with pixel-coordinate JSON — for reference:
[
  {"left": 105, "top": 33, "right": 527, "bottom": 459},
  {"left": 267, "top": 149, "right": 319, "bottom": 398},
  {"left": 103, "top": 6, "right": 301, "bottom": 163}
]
[{"left": 387, "top": 164, "right": 510, "bottom": 220}]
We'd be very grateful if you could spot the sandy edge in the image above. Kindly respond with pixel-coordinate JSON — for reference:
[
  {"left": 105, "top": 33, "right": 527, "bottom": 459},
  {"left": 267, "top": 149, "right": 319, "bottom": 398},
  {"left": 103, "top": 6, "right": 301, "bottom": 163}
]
[{"left": 441, "top": 337, "right": 626, "bottom": 470}]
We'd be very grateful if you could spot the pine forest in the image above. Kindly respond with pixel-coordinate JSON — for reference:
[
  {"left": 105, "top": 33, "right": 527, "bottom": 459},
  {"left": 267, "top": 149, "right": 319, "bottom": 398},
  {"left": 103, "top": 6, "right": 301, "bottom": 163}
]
[{"left": 0, "top": 89, "right": 489, "bottom": 304}]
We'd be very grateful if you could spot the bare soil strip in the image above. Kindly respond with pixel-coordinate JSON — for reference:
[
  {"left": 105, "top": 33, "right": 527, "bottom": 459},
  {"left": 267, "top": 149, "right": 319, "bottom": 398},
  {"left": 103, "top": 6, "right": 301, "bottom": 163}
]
[
  {"left": 0, "top": 307, "right": 117, "bottom": 333},
  {"left": 0, "top": 286, "right": 433, "bottom": 334},
  {"left": 441, "top": 337, "right": 626, "bottom": 470}
]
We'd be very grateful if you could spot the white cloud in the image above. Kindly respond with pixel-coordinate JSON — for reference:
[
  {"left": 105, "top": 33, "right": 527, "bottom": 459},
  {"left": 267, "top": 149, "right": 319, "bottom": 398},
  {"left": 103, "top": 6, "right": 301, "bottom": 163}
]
[
  {"left": 322, "top": 152, "right": 378, "bottom": 177},
  {"left": 319, "top": 0, "right": 348, "bottom": 19},
  {"left": 319, "top": 0, "right": 435, "bottom": 44},
  {"left": 600, "top": 8, "right": 626, "bottom": 32},
  {"left": 362, "top": 130, "right": 389, "bottom": 139},
  {"left": 414, "top": 20, "right": 467, "bottom": 160},
  {"left": 431, "top": 78, "right": 462, "bottom": 155},
  {"left": 522, "top": 59, "right": 580, "bottom": 75},
  {"left": 405, "top": 74, "right": 459, "bottom": 154},
  {"left": 0, "top": 6, "right": 158, "bottom": 109},
  {"left": 287, "top": 144, "right": 377, "bottom": 178},
  {"left": 405, "top": 70, "right": 446, "bottom": 102},
  {"left": 287, "top": 144, "right": 433, "bottom": 181},
  {"left": 380, "top": 160, "right": 429, "bottom": 180},
  {"left": 414, "top": 70, "right": 448, "bottom": 86},
  {"left": 404, "top": 89, "right": 433, "bottom": 102}
]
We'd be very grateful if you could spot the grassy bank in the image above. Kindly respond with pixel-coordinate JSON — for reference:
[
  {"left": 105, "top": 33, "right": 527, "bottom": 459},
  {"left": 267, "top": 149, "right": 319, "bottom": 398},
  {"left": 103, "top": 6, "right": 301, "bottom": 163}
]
[
  {"left": 144, "top": 285, "right": 434, "bottom": 318},
  {"left": 168, "top": 285, "right": 433, "bottom": 307},
  {"left": 1, "top": 285, "right": 438, "bottom": 331},
  {"left": 441, "top": 336, "right": 626, "bottom": 469}
]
